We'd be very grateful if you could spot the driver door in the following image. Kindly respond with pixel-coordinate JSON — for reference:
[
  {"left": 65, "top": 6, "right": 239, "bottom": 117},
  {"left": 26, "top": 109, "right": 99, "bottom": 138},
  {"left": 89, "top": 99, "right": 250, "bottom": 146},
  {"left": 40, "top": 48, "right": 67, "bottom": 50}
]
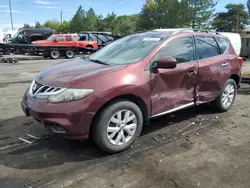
[{"left": 150, "top": 36, "right": 198, "bottom": 117}]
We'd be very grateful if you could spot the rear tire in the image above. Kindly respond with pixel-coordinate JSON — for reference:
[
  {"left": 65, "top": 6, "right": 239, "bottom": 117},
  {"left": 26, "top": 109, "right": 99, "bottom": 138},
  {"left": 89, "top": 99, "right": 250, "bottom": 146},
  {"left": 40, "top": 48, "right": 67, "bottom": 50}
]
[
  {"left": 92, "top": 100, "right": 143, "bottom": 153},
  {"left": 211, "top": 79, "right": 237, "bottom": 112},
  {"left": 65, "top": 50, "right": 75, "bottom": 59},
  {"left": 50, "top": 50, "right": 60, "bottom": 59}
]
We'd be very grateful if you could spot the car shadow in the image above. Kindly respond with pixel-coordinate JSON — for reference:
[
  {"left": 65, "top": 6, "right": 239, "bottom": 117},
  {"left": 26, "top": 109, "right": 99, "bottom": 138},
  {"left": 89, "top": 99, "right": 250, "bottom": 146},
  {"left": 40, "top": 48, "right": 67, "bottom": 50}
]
[
  {"left": 0, "top": 104, "right": 213, "bottom": 170},
  {"left": 237, "top": 85, "right": 250, "bottom": 95}
]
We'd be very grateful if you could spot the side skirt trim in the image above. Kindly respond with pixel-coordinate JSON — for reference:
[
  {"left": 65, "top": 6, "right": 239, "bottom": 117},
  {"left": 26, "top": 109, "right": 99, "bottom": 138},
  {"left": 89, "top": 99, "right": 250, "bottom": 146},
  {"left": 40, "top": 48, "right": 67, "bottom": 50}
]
[{"left": 150, "top": 102, "right": 195, "bottom": 118}]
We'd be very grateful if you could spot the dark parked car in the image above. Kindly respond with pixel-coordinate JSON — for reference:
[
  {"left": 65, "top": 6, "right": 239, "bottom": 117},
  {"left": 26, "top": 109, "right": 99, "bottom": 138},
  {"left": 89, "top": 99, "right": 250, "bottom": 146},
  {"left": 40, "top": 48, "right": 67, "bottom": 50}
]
[
  {"left": 21, "top": 29, "right": 243, "bottom": 153},
  {"left": 10, "top": 28, "right": 54, "bottom": 44}
]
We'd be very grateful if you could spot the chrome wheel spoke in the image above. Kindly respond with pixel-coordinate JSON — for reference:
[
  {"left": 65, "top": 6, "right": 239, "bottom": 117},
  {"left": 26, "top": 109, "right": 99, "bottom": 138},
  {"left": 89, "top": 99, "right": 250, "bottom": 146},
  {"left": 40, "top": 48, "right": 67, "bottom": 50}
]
[
  {"left": 110, "top": 117, "right": 120, "bottom": 124},
  {"left": 222, "top": 83, "right": 235, "bottom": 108},
  {"left": 115, "top": 131, "right": 123, "bottom": 145},
  {"left": 127, "top": 114, "right": 136, "bottom": 123},
  {"left": 107, "top": 109, "right": 138, "bottom": 146}
]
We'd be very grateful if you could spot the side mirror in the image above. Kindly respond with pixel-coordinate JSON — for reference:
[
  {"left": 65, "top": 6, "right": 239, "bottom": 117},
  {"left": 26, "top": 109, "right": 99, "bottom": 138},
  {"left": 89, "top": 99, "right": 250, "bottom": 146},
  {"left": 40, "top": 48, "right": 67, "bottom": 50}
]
[{"left": 154, "top": 57, "right": 177, "bottom": 69}]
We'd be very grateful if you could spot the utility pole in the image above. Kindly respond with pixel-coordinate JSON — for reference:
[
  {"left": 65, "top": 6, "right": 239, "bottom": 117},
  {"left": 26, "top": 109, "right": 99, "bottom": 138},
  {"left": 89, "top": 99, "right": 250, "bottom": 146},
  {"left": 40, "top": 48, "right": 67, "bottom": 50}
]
[
  {"left": 236, "top": 11, "right": 240, "bottom": 33},
  {"left": 9, "top": 0, "right": 13, "bottom": 30},
  {"left": 60, "top": 10, "right": 63, "bottom": 24}
]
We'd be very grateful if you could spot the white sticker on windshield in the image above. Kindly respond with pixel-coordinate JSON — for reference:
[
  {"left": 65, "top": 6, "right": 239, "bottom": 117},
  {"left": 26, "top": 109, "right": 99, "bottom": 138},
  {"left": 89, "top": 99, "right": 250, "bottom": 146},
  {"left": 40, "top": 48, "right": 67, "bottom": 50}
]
[{"left": 142, "top": 37, "right": 161, "bottom": 41}]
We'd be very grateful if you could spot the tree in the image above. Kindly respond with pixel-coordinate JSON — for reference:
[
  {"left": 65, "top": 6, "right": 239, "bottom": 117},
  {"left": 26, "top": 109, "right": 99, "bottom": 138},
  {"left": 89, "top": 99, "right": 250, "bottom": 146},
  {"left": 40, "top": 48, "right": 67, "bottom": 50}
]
[
  {"left": 23, "top": 23, "right": 34, "bottom": 29},
  {"left": 70, "top": 5, "right": 85, "bottom": 32},
  {"left": 189, "top": 0, "right": 217, "bottom": 28},
  {"left": 35, "top": 22, "right": 42, "bottom": 29},
  {"left": 212, "top": 4, "right": 249, "bottom": 32},
  {"left": 85, "top": 8, "right": 98, "bottom": 31},
  {"left": 43, "top": 20, "right": 60, "bottom": 30},
  {"left": 57, "top": 21, "right": 71, "bottom": 33},
  {"left": 247, "top": 0, "right": 250, "bottom": 16},
  {"left": 138, "top": 0, "right": 193, "bottom": 29}
]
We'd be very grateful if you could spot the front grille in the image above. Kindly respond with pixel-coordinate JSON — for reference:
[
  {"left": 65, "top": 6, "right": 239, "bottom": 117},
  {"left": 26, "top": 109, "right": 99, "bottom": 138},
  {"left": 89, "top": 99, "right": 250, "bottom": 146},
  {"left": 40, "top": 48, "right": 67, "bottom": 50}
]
[{"left": 29, "top": 80, "right": 65, "bottom": 97}]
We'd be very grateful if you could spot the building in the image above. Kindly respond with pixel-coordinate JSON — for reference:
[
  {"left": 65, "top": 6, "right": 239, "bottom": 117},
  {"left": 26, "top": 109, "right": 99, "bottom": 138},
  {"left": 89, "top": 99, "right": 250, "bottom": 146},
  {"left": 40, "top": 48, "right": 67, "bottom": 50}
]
[{"left": 240, "top": 25, "right": 250, "bottom": 57}]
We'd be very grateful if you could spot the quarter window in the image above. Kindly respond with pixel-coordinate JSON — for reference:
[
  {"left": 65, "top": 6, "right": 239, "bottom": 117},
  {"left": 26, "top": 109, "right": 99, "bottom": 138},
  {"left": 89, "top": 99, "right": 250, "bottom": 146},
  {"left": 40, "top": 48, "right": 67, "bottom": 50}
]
[
  {"left": 157, "top": 37, "right": 194, "bottom": 63},
  {"left": 196, "top": 36, "right": 220, "bottom": 59},
  {"left": 57, "top": 35, "right": 64, "bottom": 41},
  {"left": 216, "top": 37, "right": 229, "bottom": 54}
]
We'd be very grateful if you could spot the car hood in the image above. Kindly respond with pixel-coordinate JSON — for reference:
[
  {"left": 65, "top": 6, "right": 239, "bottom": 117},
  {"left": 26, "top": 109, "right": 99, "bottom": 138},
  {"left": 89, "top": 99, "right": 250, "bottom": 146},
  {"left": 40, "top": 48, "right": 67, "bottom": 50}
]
[{"left": 36, "top": 59, "right": 126, "bottom": 88}]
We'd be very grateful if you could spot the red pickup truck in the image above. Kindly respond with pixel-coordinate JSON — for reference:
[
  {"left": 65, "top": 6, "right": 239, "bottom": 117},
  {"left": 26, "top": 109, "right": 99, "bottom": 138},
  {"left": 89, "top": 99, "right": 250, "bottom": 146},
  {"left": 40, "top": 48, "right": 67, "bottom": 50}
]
[{"left": 32, "top": 34, "right": 98, "bottom": 50}]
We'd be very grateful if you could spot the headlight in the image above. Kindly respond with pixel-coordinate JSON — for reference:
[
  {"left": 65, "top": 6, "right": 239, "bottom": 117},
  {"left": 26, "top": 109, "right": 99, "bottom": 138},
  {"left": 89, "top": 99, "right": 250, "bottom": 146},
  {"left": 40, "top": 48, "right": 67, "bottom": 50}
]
[{"left": 47, "top": 89, "right": 93, "bottom": 103}]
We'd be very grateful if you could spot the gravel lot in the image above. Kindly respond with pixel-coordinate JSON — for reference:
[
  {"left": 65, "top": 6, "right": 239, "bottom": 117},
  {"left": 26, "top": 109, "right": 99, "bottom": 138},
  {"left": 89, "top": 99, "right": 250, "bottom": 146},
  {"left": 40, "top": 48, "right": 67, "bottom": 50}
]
[{"left": 0, "top": 59, "right": 250, "bottom": 188}]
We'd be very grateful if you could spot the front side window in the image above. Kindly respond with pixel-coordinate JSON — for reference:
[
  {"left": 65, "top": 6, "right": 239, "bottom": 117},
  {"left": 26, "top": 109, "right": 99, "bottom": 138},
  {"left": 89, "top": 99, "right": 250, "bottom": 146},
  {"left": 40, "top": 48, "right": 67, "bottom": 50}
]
[
  {"left": 154, "top": 37, "right": 194, "bottom": 64},
  {"left": 196, "top": 36, "right": 220, "bottom": 59},
  {"left": 57, "top": 35, "right": 64, "bottom": 41},
  {"left": 65, "top": 35, "right": 72, "bottom": 41}
]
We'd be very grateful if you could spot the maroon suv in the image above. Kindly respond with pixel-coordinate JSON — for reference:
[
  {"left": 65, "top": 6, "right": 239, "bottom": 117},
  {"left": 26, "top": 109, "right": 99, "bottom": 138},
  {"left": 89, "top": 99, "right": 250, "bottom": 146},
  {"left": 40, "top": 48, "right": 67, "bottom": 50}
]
[{"left": 21, "top": 29, "right": 243, "bottom": 153}]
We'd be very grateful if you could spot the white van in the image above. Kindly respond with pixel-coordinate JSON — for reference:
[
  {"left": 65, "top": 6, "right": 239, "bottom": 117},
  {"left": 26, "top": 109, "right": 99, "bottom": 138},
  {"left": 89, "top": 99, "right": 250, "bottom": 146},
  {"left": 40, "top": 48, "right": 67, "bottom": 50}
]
[
  {"left": 219, "top": 32, "right": 241, "bottom": 56},
  {"left": 0, "top": 29, "right": 4, "bottom": 43},
  {"left": 3, "top": 30, "right": 18, "bottom": 43}
]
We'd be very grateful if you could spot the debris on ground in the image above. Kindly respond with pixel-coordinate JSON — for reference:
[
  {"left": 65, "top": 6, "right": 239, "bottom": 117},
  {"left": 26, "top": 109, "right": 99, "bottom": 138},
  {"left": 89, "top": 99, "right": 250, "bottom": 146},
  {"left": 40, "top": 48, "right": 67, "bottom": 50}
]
[
  {"left": 159, "top": 159, "right": 163, "bottom": 163},
  {"left": 195, "top": 132, "right": 200, "bottom": 136}
]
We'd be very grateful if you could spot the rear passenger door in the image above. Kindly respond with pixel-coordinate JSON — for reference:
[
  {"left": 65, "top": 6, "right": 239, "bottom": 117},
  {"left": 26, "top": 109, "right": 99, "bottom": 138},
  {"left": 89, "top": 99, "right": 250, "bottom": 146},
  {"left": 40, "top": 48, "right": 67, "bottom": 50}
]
[
  {"left": 195, "top": 35, "right": 231, "bottom": 104},
  {"left": 64, "top": 35, "right": 75, "bottom": 46}
]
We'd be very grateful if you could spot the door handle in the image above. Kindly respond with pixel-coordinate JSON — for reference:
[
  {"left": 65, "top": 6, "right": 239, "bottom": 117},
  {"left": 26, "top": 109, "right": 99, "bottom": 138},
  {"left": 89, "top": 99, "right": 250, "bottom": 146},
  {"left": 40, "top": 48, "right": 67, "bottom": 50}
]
[
  {"left": 187, "top": 70, "right": 197, "bottom": 76},
  {"left": 222, "top": 62, "right": 228, "bottom": 67}
]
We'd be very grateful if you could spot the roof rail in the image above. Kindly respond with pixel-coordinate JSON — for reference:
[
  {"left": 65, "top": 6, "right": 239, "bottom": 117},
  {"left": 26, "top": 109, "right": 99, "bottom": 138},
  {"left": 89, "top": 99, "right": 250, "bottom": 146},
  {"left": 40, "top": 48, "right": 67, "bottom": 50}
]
[{"left": 173, "top": 28, "right": 220, "bottom": 35}]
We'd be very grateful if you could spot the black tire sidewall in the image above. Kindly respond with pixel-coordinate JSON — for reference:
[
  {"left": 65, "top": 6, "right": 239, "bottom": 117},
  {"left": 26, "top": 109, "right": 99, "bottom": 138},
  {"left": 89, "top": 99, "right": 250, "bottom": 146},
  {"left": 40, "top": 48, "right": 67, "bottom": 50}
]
[
  {"left": 217, "top": 79, "right": 237, "bottom": 111},
  {"left": 50, "top": 50, "right": 60, "bottom": 59},
  {"left": 93, "top": 101, "right": 143, "bottom": 153},
  {"left": 65, "top": 50, "right": 74, "bottom": 58}
]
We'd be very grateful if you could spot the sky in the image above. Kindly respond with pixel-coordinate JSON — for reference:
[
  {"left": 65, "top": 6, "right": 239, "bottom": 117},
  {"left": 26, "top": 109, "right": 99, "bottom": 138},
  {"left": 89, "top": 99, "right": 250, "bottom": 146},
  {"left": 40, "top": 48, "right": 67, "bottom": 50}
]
[{"left": 0, "top": 0, "right": 246, "bottom": 31}]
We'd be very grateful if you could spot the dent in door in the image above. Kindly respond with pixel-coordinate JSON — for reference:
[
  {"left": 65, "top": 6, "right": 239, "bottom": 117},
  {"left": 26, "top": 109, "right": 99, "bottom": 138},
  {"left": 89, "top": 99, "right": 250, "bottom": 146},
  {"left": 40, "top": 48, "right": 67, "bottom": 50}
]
[{"left": 151, "top": 66, "right": 196, "bottom": 115}]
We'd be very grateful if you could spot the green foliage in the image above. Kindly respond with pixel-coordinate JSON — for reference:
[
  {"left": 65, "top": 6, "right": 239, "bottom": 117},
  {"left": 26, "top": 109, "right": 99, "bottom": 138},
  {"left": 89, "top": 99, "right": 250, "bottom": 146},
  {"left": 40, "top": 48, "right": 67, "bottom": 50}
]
[
  {"left": 212, "top": 4, "right": 249, "bottom": 32},
  {"left": 25, "top": 0, "right": 220, "bottom": 36},
  {"left": 23, "top": 23, "right": 34, "bottom": 29},
  {"left": 35, "top": 22, "right": 42, "bottom": 29},
  {"left": 189, "top": 0, "right": 217, "bottom": 28},
  {"left": 57, "top": 21, "right": 70, "bottom": 33},
  {"left": 43, "top": 20, "right": 60, "bottom": 30},
  {"left": 70, "top": 5, "right": 85, "bottom": 32}
]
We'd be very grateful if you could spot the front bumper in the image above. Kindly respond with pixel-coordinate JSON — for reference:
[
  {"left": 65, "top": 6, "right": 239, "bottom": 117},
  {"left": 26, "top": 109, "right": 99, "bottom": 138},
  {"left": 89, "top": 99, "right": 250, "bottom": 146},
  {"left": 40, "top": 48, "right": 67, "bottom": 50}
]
[{"left": 21, "top": 91, "right": 95, "bottom": 140}]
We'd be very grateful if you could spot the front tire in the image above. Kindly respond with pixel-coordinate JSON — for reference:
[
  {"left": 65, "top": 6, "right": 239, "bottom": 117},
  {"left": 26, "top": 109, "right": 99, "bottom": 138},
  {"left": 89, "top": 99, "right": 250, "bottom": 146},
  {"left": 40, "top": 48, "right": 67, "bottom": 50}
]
[
  {"left": 211, "top": 79, "right": 237, "bottom": 112},
  {"left": 50, "top": 50, "right": 60, "bottom": 59},
  {"left": 92, "top": 100, "right": 143, "bottom": 153}
]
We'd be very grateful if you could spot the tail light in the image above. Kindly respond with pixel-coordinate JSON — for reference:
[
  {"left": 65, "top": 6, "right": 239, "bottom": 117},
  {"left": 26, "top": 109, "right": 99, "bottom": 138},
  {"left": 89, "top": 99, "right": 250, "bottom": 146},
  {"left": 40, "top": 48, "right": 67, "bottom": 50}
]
[{"left": 3, "top": 38, "right": 6, "bottom": 43}]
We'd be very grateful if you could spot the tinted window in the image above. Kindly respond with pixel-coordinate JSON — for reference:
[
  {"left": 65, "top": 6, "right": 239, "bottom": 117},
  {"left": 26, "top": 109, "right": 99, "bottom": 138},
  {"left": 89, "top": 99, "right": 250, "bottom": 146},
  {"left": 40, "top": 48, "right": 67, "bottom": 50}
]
[
  {"left": 57, "top": 35, "right": 64, "bottom": 41},
  {"left": 65, "top": 35, "right": 72, "bottom": 41},
  {"left": 196, "top": 36, "right": 220, "bottom": 59},
  {"left": 216, "top": 37, "right": 229, "bottom": 54},
  {"left": 158, "top": 37, "right": 194, "bottom": 63}
]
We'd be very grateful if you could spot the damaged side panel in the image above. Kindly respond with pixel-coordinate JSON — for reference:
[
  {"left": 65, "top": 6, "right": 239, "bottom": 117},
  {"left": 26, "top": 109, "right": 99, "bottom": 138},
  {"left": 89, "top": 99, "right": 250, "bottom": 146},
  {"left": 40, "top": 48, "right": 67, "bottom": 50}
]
[{"left": 150, "top": 62, "right": 198, "bottom": 116}]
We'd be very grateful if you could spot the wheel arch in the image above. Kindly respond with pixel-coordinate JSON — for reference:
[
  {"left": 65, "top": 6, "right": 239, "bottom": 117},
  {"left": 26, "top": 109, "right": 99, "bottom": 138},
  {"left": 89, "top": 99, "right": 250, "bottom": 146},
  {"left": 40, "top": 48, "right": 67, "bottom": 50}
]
[
  {"left": 230, "top": 74, "right": 240, "bottom": 86},
  {"left": 89, "top": 94, "right": 149, "bottom": 138}
]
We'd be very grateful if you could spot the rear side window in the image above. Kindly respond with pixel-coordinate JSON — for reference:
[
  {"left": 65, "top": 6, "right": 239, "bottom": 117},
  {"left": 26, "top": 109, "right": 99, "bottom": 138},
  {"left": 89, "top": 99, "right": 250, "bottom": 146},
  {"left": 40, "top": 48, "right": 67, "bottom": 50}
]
[
  {"left": 57, "top": 35, "right": 64, "bottom": 41},
  {"left": 158, "top": 37, "right": 194, "bottom": 63},
  {"left": 216, "top": 37, "right": 229, "bottom": 54},
  {"left": 65, "top": 35, "right": 72, "bottom": 41},
  {"left": 196, "top": 36, "right": 220, "bottom": 59}
]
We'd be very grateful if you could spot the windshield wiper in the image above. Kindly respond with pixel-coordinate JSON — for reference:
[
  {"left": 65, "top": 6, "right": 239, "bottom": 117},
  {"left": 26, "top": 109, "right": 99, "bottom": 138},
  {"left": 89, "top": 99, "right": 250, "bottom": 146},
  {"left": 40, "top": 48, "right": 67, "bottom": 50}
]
[{"left": 89, "top": 59, "right": 109, "bottom": 65}]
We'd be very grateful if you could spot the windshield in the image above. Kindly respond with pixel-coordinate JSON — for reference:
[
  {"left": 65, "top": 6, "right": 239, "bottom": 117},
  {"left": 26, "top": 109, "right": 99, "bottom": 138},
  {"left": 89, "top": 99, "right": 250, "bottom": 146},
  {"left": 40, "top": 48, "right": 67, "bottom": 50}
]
[
  {"left": 12, "top": 31, "right": 20, "bottom": 40},
  {"left": 47, "top": 34, "right": 55, "bottom": 40},
  {"left": 89, "top": 34, "right": 163, "bottom": 65}
]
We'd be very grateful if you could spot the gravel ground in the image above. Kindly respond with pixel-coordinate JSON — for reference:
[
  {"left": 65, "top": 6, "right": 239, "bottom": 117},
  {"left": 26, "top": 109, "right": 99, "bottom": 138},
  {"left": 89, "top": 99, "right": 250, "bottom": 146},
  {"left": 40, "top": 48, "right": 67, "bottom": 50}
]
[{"left": 0, "top": 59, "right": 250, "bottom": 188}]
